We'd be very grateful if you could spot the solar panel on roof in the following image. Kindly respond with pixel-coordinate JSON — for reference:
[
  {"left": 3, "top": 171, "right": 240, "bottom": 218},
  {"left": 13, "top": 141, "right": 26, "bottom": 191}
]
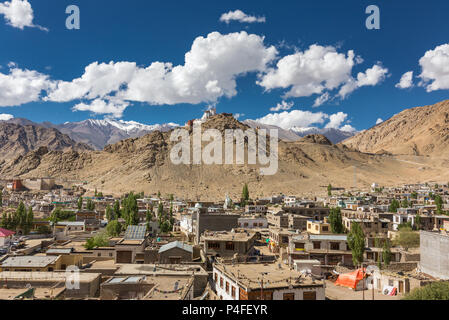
[{"left": 124, "top": 225, "right": 147, "bottom": 240}]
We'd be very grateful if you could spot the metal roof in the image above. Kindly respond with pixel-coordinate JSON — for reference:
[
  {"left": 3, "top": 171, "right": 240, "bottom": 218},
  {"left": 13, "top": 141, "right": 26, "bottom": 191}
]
[
  {"left": 309, "top": 234, "right": 348, "bottom": 241},
  {"left": 124, "top": 225, "right": 147, "bottom": 240},
  {"left": 46, "top": 248, "right": 73, "bottom": 254},
  {"left": 158, "top": 241, "right": 193, "bottom": 254}
]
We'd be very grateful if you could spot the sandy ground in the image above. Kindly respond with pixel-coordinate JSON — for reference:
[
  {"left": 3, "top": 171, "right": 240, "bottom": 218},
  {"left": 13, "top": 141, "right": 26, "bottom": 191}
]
[{"left": 325, "top": 280, "right": 401, "bottom": 301}]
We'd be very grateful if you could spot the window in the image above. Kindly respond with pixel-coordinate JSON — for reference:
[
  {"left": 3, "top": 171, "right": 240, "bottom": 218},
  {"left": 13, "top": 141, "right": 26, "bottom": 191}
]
[
  {"left": 231, "top": 287, "right": 236, "bottom": 298},
  {"left": 283, "top": 293, "right": 295, "bottom": 300},
  {"left": 226, "top": 242, "right": 235, "bottom": 251},
  {"left": 303, "top": 291, "right": 317, "bottom": 300},
  {"left": 313, "top": 242, "right": 321, "bottom": 250},
  {"left": 226, "top": 282, "right": 230, "bottom": 294},
  {"left": 322, "top": 226, "right": 329, "bottom": 232},
  {"left": 208, "top": 242, "right": 220, "bottom": 250},
  {"left": 220, "top": 278, "right": 224, "bottom": 288},
  {"left": 330, "top": 242, "right": 340, "bottom": 250},
  {"left": 295, "top": 243, "right": 305, "bottom": 250},
  {"left": 214, "top": 273, "right": 218, "bottom": 282}
]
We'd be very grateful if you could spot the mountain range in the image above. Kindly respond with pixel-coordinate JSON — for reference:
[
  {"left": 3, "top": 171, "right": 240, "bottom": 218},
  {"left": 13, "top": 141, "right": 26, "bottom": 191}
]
[
  {"left": 343, "top": 99, "right": 449, "bottom": 157},
  {"left": 5, "top": 118, "right": 179, "bottom": 150},
  {"left": 1, "top": 99, "right": 449, "bottom": 199},
  {"left": 243, "top": 120, "right": 356, "bottom": 144}
]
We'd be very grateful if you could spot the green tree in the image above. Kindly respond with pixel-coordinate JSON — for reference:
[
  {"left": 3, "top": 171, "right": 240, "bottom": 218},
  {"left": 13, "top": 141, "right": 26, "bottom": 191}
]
[
  {"left": 401, "top": 199, "right": 410, "bottom": 208},
  {"left": 15, "top": 202, "right": 27, "bottom": 232},
  {"left": 37, "top": 225, "right": 51, "bottom": 235},
  {"left": 50, "top": 207, "right": 62, "bottom": 224},
  {"left": 327, "top": 184, "right": 333, "bottom": 196},
  {"left": 77, "top": 197, "right": 83, "bottom": 211},
  {"left": 328, "top": 207, "right": 344, "bottom": 234},
  {"left": 122, "top": 192, "right": 139, "bottom": 226},
  {"left": 403, "top": 282, "right": 449, "bottom": 300},
  {"left": 113, "top": 200, "right": 121, "bottom": 218},
  {"left": 86, "top": 199, "right": 95, "bottom": 211},
  {"left": 84, "top": 232, "right": 109, "bottom": 250},
  {"left": 389, "top": 199, "right": 400, "bottom": 213},
  {"left": 94, "top": 188, "right": 98, "bottom": 197},
  {"left": 169, "top": 194, "right": 174, "bottom": 202},
  {"left": 435, "top": 195, "right": 444, "bottom": 214},
  {"left": 160, "top": 220, "right": 172, "bottom": 233},
  {"left": 25, "top": 206, "right": 34, "bottom": 235},
  {"left": 157, "top": 191, "right": 161, "bottom": 198},
  {"left": 415, "top": 213, "right": 422, "bottom": 230},
  {"left": 347, "top": 222, "right": 365, "bottom": 267},
  {"left": 105, "top": 205, "right": 115, "bottom": 221},
  {"left": 146, "top": 209, "right": 152, "bottom": 231},
  {"left": 157, "top": 202, "right": 164, "bottom": 220},
  {"left": 106, "top": 220, "right": 122, "bottom": 237},
  {"left": 382, "top": 240, "right": 392, "bottom": 267},
  {"left": 241, "top": 183, "right": 250, "bottom": 206},
  {"left": 1, "top": 212, "right": 7, "bottom": 229},
  {"left": 394, "top": 227, "right": 420, "bottom": 251},
  {"left": 411, "top": 191, "right": 418, "bottom": 200}
]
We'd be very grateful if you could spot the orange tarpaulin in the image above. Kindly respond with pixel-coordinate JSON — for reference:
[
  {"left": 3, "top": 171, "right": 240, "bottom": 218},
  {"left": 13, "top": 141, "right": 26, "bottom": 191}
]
[{"left": 335, "top": 268, "right": 366, "bottom": 290}]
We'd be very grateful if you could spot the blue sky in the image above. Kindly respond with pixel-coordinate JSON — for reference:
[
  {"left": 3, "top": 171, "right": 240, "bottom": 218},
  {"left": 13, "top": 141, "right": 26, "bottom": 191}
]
[{"left": 1, "top": 0, "right": 449, "bottom": 131}]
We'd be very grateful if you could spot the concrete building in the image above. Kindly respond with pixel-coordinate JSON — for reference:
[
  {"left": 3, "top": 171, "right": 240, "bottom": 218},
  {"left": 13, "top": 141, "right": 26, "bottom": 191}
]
[
  {"left": 158, "top": 241, "right": 193, "bottom": 264},
  {"left": 203, "top": 230, "right": 257, "bottom": 258},
  {"left": 193, "top": 211, "right": 239, "bottom": 244},
  {"left": 288, "top": 234, "right": 353, "bottom": 267},
  {"left": 213, "top": 261, "right": 325, "bottom": 300},
  {"left": 307, "top": 220, "right": 332, "bottom": 235},
  {"left": 0, "top": 271, "right": 101, "bottom": 299},
  {"left": 0, "top": 255, "right": 62, "bottom": 272},
  {"left": 420, "top": 231, "right": 449, "bottom": 279},
  {"left": 238, "top": 216, "right": 268, "bottom": 229}
]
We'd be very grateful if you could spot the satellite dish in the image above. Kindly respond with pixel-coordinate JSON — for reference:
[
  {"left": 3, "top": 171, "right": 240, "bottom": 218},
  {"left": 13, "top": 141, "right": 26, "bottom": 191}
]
[{"left": 26, "top": 283, "right": 32, "bottom": 289}]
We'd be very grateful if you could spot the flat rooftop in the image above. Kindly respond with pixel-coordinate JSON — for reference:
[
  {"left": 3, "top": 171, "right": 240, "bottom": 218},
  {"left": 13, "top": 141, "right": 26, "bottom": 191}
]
[
  {"left": 0, "top": 287, "right": 66, "bottom": 300},
  {"left": 115, "top": 264, "right": 208, "bottom": 277},
  {"left": 214, "top": 262, "right": 324, "bottom": 290},
  {"left": 202, "top": 231, "right": 255, "bottom": 242},
  {"left": 0, "top": 271, "right": 101, "bottom": 283},
  {"left": 143, "top": 276, "right": 192, "bottom": 300},
  {"left": 1, "top": 255, "right": 59, "bottom": 268}
]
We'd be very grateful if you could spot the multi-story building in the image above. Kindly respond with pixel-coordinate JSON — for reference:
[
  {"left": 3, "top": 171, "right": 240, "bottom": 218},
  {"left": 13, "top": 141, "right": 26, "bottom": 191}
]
[{"left": 213, "top": 261, "right": 325, "bottom": 300}]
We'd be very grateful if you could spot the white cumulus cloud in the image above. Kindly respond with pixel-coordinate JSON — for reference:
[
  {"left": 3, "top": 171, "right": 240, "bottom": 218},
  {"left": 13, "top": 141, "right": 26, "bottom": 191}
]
[
  {"left": 339, "top": 64, "right": 388, "bottom": 98},
  {"left": 255, "top": 109, "right": 355, "bottom": 132},
  {"left": 419, "top": 44, "right": 449, "bottom": 92},
  {"left": 72, "top": 98, "right": 129, "bottom": 119},
  {"left": 219, "top": 10, "right": 266, "bottom": 24},
  {"left": 270, "top": 100, "right": 294, "bottom": 112},
  {"left": 0, "top": 65, "right": 53, "bottom": 107},
  {"left": 258, "top": 44, "right": 387, "bottom": 103},
  {"left": 46, "top": 31, "right": 278, "bottom": 109},
  {"left": 395, "top": 71, "right": 414, "bottom": 89},
  {"left": 0, "top": 0, "right": 47, "bottom": 31}
]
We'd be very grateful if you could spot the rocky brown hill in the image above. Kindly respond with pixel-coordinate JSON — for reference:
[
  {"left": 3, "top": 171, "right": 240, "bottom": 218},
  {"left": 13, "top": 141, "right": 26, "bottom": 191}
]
[
  {"left": 0, "top": 123, "right": 92, "bottom": 166},
  {"left": 2, "top": 113, "right": 447, "bottom": 200},
  {"left": 342, "top": 99, "right": 449, "bottom": 157}
]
